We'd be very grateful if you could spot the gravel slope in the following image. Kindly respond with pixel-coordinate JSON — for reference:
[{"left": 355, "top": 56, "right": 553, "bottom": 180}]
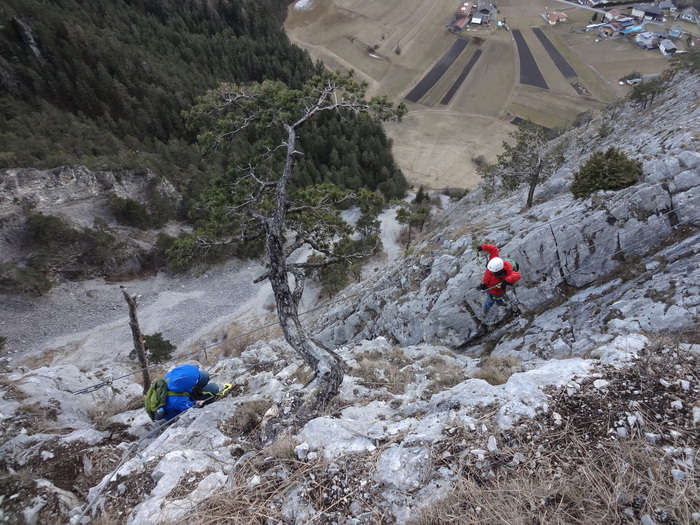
[{"left": 1, "top": 201, "right": 410, "bottom": 370}]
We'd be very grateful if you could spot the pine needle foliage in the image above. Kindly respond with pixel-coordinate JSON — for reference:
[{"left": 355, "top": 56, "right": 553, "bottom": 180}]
[{"left": 571, "top": 147, "right": 642, "bottom": 199}]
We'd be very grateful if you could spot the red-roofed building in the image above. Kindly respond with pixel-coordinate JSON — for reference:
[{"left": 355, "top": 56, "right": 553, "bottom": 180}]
[
  {"left": 605, "top": 9, "right": 622, "bottom": 22},
  {"left": 458, "top": 1, "right": 473, "bottom": 15},
  {"left": 452, "top": 15, "right": 472, "bottom": 31},
  {"left": 544, "top": 12, "right": 568, "bottom": 24},
  {"left": 450, "top": 2, "right": 473, "bottom": 32}
]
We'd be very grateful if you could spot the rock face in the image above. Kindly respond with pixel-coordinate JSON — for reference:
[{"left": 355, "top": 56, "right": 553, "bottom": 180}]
[
  {"left": 313, "top": 72, "right": 700, "bottom": 360},
  {"left": 0, "top": 73, "right": 699, "bottom": 525},
  {"left": 0, "top": 165, "right": 178, "bottom": 227},
  {"left": 0, "top": 165, "right": 180, "bottom": 278}
]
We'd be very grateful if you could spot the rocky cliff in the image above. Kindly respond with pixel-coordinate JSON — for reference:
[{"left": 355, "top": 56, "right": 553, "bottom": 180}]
[
  {"left": 0, "top": 73, "right": 698, "bottom": 525},
  {"left": 0, "top": 165, "right": 180, "bottom": 280},
  {"left": 314, "top": 72, "right": 700, "bottom": 359}
]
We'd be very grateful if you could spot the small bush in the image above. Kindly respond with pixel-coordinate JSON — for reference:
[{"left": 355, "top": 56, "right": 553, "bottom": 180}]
[
  {"left": 571, "top": 109, "right": 594, "bottom": 128},
  {"left": 0, "top": 263, "right": 53, "bottom": 295},
  {"left": 109, "top": 194, "right": 151, "bottom": 229},
  {"left": 18, "top": 214, "right": 122, "bottom": 284},
  {"left": 571, "top": 147, "right": 642, "bottom": 199},
  {"left": 25, "top": 213, "right": 79, "bottom": 245},
  {"left": 441, "top": 187, "right": 469, "bottom": 201},
  {"left": 597, "top": 121, "right": 612, "bottom": 138},
  {"left": 143, "top": 332, "right": 176, "bottom": 363},
  {"left": 222, "top": 400, "right": 271, "bottom": 434},
  {"left": 128, "top": 332, "right": 175, "bottom": 363},
  {"left": 473, "top": 355, "right": 520, "bottom": 385},
  {"left": 79, "top": 219, "right": 118, "bottom": 267},
  {"left": 146, "top": 189, "right": 176, "bottom": 228}
]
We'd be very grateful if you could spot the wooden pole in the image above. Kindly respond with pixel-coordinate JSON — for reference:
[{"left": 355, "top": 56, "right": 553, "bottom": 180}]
[{"left": 122, "top": 289, "right": 150, "bottom": 394}]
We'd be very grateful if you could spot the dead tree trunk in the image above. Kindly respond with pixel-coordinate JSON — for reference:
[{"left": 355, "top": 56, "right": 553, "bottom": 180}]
[{"left": 122, "top": 289, "right": 150, "bottom": 394}]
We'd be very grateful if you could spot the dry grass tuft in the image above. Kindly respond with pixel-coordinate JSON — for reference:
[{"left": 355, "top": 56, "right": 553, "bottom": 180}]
[
  {"left": 86, "top": 396, "right": 142, "bottom": 432},
  {"left": 186, "top": 451, "right": 386, "bottom": 525},
  {"left": 350, "top": 347, "right": 415, "bottom": 394},
  {"left": 473, "top": 355, "right": 521, "bottom": 385},
  {"left": 412, "top": 433, "right": 700, "bottom": 525},
  {"left": 412, "top": 335, "right": 700, "bottom": 525},
  {"left": 219, "top": 400, "right": 271, "bottom": 435},
  {"left": 422, "top": 355, "right": 468, "bottom": 398},
  {"left": 288, "top": 365, "right": 314, "bottom": 386},
  {"left": 260, "top": 435, "right": 297, "bottom": 460},
  {"left": 0, "top": 375, "right": 29, "bottom": 401}
]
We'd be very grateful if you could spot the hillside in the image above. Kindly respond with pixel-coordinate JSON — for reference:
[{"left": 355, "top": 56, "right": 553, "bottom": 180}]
[
  {"left": 0, "top": 65, "right": 699, "bottom": 524},
  {"left": 0, "top": 0, "right": 407, "bottom": 270},
  {"left": 283, "top": 0, "right": 681, "bottom": 190},
  {"left": 0, "top": 0, "right": 309, "bottom": 175}
]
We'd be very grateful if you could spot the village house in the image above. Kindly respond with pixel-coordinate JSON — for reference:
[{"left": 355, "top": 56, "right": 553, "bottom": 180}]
[
  {"left": 668, "top": 24, "right": 682, "bottom": 38},
  {"left": 658, "top": 0, "right": 677, "bottom": 13},
  {"left": 597, "top": 24, "right": 618, "bottom": 37},
  {"left": 449, "top": 2, "right": 473, "bottom": 32},
  {"left": 635, "top": 31, "right": 659, "bottom": 49},
  {"left": 680, "top": 6, "right": 699, "bottom": 23},
  {"left": 604, "top": 9, "right": 622, "bottom": 22},
  {"left": 631, "top": 4, "right": 664, "bottom": 21},
  {"left": 458, "top": 1, "right": 473, "bottom": 17},
  {"left": 476, "top": 0, "right": 498, "bottom": 22},
  {"left": 659, "top": 39, "right": 678, "bottom": 56},
  {"left": 544, "top": 12, "right": 568, "bottom": 24},
  {"left": 451, "top": 16, "right": 471, "bottom": 32},
  {"left": 607, "top": 15, "right": 636, "bottom": 33}
]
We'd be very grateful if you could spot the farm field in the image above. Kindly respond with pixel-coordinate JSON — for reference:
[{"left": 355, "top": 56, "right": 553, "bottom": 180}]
[{"left": 284, "top": 0, "right": 673, "bottom": 190}]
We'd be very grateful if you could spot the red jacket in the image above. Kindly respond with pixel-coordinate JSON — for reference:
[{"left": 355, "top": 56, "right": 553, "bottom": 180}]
[{"left": 480, "top": 244, "right": 521, "bottom": 296}]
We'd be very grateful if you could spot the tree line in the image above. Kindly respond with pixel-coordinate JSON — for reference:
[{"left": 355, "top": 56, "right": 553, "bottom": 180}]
[
  {"left": 0, "top": 0, "right": 408, "bottom": 292},
  {"left": 0, "top": 0, "right": 406, "bottom": 204}
]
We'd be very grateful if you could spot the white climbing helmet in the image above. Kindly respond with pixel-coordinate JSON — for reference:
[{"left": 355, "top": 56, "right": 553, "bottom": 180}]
[{"left": 487, "top": 257, "right": 504, "bottom": 273}]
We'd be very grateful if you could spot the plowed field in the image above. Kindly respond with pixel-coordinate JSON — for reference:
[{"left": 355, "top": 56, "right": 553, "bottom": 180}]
[{"left": 284, "top": 0, "right": 671, "bottom": 190}]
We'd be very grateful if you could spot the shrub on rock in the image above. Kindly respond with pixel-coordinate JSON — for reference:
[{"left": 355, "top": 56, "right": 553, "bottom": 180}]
[{"left": 572, "top": 147, "right": 642, "bottom": 198}]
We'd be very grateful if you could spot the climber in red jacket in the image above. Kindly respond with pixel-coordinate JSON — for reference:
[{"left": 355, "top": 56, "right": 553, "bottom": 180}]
[{"left": 477, "top": 244, "right": 521, "bottom": 313}]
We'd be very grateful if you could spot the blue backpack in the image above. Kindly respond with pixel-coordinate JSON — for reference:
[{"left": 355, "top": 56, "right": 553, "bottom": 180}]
[{"left": 164, "top": 364, "right": 201, "bottom": 392}]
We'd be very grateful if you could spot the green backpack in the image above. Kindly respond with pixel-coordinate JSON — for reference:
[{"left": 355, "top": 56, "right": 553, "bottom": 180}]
[
  {"left": 504, "top": 258, "right": 519, "bottom": 272},
  {"left": 144, "top": 379, "right": 188, "bottom": 421}
]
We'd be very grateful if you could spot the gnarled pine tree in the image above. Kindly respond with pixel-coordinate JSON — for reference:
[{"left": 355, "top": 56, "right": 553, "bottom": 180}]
[
  {"left": 186, "top": 71, "right": 406, "bottom": 423},
  {"left": 480, "top": 119, "right": 565, "bottom": 208}
]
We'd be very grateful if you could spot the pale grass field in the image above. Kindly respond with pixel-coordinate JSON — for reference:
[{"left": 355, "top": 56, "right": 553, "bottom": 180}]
[{"left": 284, "top": 0, "right": 672, "bottom": 190}]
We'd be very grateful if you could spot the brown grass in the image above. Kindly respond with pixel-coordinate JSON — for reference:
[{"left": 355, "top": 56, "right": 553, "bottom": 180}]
[
  {"left": 219, "top": 400, "right": 271, "bottom": 436},
  {"left": 87, "top": 395, "right": 142, "bottom": 432},
  {"left": 350, "top": 347, "right": 415, "bottom": 394},
  {"left": 422, "top": 355, "right": 468, "bottom": 398},
  {"left": 186, "top": 450, "right": 386, "bottom": 525},
  {"left": 411, "top": 433, "right": 699, "bottom": 525},
  {"left": 0, "top": 375, "right": 29, "bottom": 401},
  {"left": 260, "top": 434, "right": 297, "bottom": 460},
  {"left": 414, "top": 334, "right": 700, "bottom": 524},
  {"left": 473, "top": 355, "right": 521, "bottom": 385}
]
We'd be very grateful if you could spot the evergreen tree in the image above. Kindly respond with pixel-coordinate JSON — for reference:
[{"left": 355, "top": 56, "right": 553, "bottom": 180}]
[
  {"left": 183, "top": 71, "right": 406, "bottom": 422},
  {"left": 571, "top": 147, "right": 642, "bottom": 198},
  {"left": 479, "top": 120, "right": 565, "bottom": 208}
]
